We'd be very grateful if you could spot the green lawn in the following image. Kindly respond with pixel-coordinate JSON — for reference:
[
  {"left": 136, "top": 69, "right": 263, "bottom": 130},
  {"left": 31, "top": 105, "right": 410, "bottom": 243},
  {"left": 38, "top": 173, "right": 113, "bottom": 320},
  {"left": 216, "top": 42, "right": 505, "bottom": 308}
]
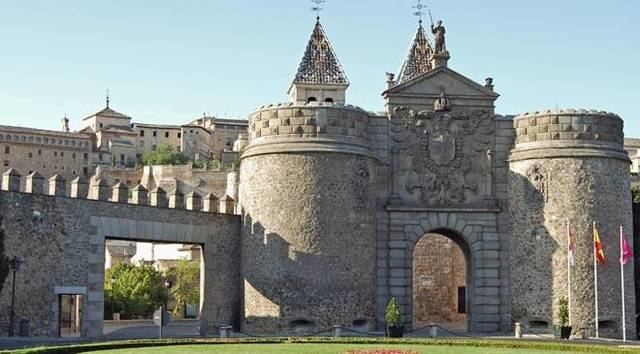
[
  {"left": 79, "top": 343, "right": 604, "bottom": 354},
  {"left": 12, "top": 338, "right": 640, "bottom": 354}
]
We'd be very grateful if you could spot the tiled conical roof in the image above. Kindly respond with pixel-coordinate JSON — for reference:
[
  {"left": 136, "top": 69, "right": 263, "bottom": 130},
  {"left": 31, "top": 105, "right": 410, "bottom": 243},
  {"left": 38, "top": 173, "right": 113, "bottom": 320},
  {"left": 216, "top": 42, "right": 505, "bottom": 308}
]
[
  {"left": 397, "top": 23, "right": 433, "bottom": 84},
  {"left": 292, "top": 19, "right": 348, "bottom": 86}
]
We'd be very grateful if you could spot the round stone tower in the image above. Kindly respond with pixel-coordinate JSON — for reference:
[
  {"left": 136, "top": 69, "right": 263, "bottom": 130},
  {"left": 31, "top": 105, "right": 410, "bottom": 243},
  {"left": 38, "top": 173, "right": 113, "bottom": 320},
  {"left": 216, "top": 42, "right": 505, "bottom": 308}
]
[
  {"left": 238, "top": 19, "right": 376, "bottom": 334},
  {"left": 508, "top": 109, "right": 634, "bottom": 338}
]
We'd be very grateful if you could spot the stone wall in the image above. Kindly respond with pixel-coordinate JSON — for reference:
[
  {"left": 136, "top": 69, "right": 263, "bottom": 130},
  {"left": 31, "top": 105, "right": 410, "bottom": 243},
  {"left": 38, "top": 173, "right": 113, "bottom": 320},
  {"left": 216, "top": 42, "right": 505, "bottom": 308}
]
[
  {"left": 0, "top": 171, "right": 241, "bottom": 337},
  {"left": 509, "top": 109, "right": 635, "bottom": 339}
]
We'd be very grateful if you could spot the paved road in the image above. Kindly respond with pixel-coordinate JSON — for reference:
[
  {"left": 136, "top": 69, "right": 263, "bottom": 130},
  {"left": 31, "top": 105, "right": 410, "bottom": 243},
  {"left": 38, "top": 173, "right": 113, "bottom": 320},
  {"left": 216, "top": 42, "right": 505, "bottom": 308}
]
[{"left": 104, "top": 319, "right": 201, "bottom": 339}]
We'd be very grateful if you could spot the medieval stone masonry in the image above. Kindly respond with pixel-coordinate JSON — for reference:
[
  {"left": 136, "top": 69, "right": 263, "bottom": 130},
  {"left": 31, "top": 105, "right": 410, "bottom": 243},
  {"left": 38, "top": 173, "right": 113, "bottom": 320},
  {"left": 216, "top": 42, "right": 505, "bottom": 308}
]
[{"left": 0, "top": 16, "right": 635, "bottom": 339}]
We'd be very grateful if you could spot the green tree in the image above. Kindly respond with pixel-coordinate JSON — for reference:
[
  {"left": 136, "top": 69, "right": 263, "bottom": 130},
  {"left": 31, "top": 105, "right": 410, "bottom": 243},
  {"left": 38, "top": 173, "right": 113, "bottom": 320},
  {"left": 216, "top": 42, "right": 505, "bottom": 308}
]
[
  {"left": 141, "top": 145, "right": 188, "bottom": 166},
  {"left": 167, "top": 259, "right": 200, "bottom": 317},
  {"left": 105, "top": 263, "right": 167, "bottom": 319},
  {"left": 632, "top": 185, "right": 640, "bottom": 203}
]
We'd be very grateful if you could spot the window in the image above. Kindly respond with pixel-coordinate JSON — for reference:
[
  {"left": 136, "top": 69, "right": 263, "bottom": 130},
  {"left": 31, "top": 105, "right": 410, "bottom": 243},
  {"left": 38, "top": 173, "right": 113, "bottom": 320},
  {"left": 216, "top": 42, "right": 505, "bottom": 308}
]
[
  {"left": 120, "top": 154, "right": 125, "bottom": 161},
  {"left": 83, "top": 167, "right": 88, "bottom": 176},
  {"left": 72, "top": 153, "right": 76, "bottom": 159},
  {"left": 153, "top": 131, "right": 157, "bottom": 137},
  {"left": 98, "top": 153, "right": 103, "bottom": 161},
  {"left": 324, "top": 98, "right": 334, "bottom": 103},
  {"left": 190, "top": 130, "right": 193, "bottom": 133},
  {"left": 61, "top": 152, "right": 64, "bottom": 157},
  {"left": 177, "top": 133, "right": 181, "bottom": 138},
  {"left": 3, "top": 160, "right": 8, "bottom": 167},
  {"left": 99, "top": 123, "right": 103, "bottom": 128},
  {"left": 38, "top": 149, "right": 42, "bottom": 155},
  {"left": 165, "top": 132, "right": 169, "bottom": 138},
  {"left": 28, "top": 152, "right": 33, "bottom": 158},
  {"left": 83, "top": 153, "right": 88, "bottom": 160},
  {"left": 4, "top": 146, "right": 9, "bottom": 154},
  {"left": 152, "top": 145, "right": 157, "bottom": 151},
  {"left": 140, "top": 130, "right": 145, "bottom": 137},
  {"left": 54, "top": 151, "right": 57, "bottom": 157},
  {"left": 307, "top": 97, "right": 317, "bottom": 103}
]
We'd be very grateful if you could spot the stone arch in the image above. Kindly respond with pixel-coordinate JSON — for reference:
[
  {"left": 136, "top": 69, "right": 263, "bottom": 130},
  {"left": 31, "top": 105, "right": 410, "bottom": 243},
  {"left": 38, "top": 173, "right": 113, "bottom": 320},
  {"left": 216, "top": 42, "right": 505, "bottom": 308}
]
[
  {"left": 390, "top": 212, "right": 500, "bottom": 333},
  {"left": 409, "top": 227, "right": 472, "bottom": 332}
]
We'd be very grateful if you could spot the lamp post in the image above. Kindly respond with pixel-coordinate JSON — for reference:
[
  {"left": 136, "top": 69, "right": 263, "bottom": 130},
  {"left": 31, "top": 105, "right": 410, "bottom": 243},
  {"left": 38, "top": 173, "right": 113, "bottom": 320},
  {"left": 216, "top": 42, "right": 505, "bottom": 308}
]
[
  {"left": 110, "top": 276, "right": 116, "bottom": 320},
  {"left": 8, "top": 256, "right": 21, "bottom": 337},
  {"left": 164, "top": 280, "right": 172, "bottom": 312}
]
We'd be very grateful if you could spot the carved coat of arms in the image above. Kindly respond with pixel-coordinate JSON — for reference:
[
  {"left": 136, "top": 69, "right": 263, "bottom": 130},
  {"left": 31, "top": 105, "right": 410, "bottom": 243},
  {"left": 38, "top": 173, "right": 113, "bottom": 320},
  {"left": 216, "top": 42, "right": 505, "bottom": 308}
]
[{"left": 391, "top": 99, "right": 494, "bottom": 206}]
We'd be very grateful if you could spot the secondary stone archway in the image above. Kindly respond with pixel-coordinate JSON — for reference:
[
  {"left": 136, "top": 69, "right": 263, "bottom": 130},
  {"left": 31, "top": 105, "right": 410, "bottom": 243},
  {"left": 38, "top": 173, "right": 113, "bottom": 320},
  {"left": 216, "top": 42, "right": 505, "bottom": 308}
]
[{"left": 412, "top": 231, "right": 469, "bottom": 332}]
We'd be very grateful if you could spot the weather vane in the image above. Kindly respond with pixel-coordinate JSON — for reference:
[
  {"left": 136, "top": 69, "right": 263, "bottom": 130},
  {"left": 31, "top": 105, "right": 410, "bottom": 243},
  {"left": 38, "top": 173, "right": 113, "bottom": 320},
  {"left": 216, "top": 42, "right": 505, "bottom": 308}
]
[
  {"left": 413, "top": 0, "right": 426, "bottom": 24},
  {"left": 311, "top": 0, "right": 325, "bottom": 19},
  {"left": 106, "top": 88, "right": 110, "bottom": 108}
]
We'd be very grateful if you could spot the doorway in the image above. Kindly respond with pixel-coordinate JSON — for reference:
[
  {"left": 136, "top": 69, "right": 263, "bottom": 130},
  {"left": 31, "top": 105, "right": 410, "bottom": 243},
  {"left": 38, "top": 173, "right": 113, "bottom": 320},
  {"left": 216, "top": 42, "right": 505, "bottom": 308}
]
[{"left": 59, "top": 294, "right": 83, "bottom": 337}]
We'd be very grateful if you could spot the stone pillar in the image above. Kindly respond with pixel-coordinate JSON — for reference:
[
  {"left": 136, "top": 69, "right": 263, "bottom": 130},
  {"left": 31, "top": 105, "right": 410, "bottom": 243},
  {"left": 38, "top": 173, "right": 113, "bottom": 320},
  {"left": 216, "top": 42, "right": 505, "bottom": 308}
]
[
  {"left": 111, "top": 182, "right": 129, "bottom": 203},
  {"left": 131, "top": 184, "right": 148, "bottom": 205},
  {"left": 203, "top": 193, "right": 219, "bottom": 213},
  {"left": 1, "top": 169, "right": 21, "bottom": 192},
  {"left": 169, "top": 190, "right": 184, "bottom": 209},
  {"left": 149, "top": 187, "right": 168, "bottom": 208},
  {"left": 70, "top": 177, "right": 89, "bottom": 199},
  {"left": 509, "top": 109, "right": 635, "bottom": 339},
  {"left": 431, "top": 52, "right": 450, "bottom": 69},
  {"left": 186, "top": 191, "right": 202, "bottom": 211},
  {"left": 25, "top": 171, "right": 45, "bottom": 194},
  {"left": 90, "top": 178, "right": 110, "bottom": 201},
  {"left": 219, "top": 195, "right": 235, "bottom": 215},
  {"left": 48, "top": 174, "right": 66, "bottom": 196}
]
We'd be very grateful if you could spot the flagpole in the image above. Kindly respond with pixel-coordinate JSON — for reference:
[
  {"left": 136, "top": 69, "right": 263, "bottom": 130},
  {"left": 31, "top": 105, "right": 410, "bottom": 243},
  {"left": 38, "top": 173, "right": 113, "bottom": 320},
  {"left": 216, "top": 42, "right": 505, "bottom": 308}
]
[
  {"left": 567, "top": 219, "right": 572, "bottom": 327},
  {"left": 593, "top": 221, "right": 599, "bottom": 339},
  {"left": 620, "top": 225, "right": 626, "bottom": 342}
]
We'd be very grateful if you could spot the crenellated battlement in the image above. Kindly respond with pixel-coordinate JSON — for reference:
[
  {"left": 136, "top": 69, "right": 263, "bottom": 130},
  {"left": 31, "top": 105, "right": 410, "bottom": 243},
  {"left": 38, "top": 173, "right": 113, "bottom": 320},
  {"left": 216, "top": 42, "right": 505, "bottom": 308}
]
[
  {"left": 244, "top": 102, "right": 374, "bottom": 159},
  {"left": 510, "top": 108, "right": 627, "bottom": 162},
  {"left": 0, "top": 168, "right": 234, "bottom": 214}
]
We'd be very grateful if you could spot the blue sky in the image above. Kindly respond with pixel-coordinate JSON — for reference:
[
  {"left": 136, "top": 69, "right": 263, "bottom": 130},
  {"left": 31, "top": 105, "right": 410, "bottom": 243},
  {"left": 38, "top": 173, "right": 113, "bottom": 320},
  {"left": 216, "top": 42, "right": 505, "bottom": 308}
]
[{"left": 0, "top": 1, "right": 639, "bottom": 135}]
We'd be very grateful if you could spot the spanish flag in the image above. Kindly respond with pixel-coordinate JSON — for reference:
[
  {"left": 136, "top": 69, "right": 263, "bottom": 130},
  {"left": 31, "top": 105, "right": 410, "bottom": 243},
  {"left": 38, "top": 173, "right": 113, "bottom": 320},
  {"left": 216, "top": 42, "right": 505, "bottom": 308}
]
[{"left": 594, "top": 224, "right": 606, "bottom": 265}]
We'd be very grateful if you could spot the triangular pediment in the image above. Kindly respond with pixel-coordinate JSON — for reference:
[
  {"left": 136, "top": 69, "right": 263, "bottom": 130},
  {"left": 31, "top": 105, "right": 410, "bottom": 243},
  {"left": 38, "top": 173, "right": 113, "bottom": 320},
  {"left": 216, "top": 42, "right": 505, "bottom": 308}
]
[{"left": 384, "top": 66, "right": 499, "bottom": 99}]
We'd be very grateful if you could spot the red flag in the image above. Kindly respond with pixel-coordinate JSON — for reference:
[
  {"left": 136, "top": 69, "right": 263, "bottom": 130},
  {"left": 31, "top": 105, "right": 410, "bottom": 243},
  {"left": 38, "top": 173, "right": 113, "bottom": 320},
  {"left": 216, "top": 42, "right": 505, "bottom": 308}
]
[
  {"left": 568, "top": 226, "right": 576, "bottom": 267},
  {"left": 594, "top": 225, "right": 605, "bottom": 265},
  {"left": 621, "top": 232, "right": 634, "bottom": 265}
]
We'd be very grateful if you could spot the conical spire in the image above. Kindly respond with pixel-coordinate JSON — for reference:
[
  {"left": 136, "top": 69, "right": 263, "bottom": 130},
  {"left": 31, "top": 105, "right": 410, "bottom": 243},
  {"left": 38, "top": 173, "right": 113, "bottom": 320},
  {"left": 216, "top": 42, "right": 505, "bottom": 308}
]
[
  {"left": 397, "top": 23, "right": 433, "bottom": 84},
  {"left": 292, "top": 19, "right": 348, "bottom": 86}
]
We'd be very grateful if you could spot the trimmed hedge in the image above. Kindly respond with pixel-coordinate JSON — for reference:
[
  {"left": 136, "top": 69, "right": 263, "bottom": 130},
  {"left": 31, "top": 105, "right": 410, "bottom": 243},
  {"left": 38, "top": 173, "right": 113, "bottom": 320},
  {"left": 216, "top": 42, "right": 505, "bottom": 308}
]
[{"left": 6, "top": 337, "right": 638, "bottom": 354}]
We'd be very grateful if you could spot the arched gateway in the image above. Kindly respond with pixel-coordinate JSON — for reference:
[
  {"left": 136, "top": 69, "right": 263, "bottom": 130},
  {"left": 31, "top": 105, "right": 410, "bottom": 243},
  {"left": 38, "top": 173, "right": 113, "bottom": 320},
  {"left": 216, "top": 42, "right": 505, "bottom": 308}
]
[{"left": 413, "top": 230, "right": 469, "bottom": 332}]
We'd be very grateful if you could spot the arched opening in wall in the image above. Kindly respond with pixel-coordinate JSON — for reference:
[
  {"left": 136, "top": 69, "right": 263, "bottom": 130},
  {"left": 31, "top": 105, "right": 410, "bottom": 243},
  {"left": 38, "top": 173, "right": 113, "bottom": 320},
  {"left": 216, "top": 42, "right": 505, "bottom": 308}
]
[
  {"left": 324, "top": 98, "right": 334, "bottom": 103},
  {"left": 307, "top": 97, "right": 317, "bottom": 103},
  {"left": 412, "top": 230, "right": 469, "bottom": 333}
]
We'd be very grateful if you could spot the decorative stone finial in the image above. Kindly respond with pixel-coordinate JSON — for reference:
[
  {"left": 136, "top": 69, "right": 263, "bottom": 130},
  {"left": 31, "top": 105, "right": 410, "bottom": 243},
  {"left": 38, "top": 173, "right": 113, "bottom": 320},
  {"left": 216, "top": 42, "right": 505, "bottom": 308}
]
[
  {"left": 485, "top": 77, "right": 494, "bottom": 91},
  {"left": 203, "top": 193, "right": 219, "bottom": 213},
  {"left": 150, "top": 187, "right": 168, "bottom": 208},
  {"left": 90, "top": 178, "right": 110, "bottom": 201},
  {"left": 131, "top": 184, "right": 148, "bottom": 205},
  {"left": 48, "top": 174, "right": 66, "bottom": 197},
  {"left": 111, "top": 182, "right": 129, "bottom": 203},
  {"left": 1, "top": 169, "right": 21, "bottom": 192},
  {"left": 70, "top": 176, "right": 89, "bottom": 199},
  {"left": 186, "top": 191, "right": 202, "bottom": 212},
  {"left": 26, "top": 172, "right": 45, "bottom": 194},
  {"left": 169, "top": 189, "right": 185, "bottom": 209}
]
